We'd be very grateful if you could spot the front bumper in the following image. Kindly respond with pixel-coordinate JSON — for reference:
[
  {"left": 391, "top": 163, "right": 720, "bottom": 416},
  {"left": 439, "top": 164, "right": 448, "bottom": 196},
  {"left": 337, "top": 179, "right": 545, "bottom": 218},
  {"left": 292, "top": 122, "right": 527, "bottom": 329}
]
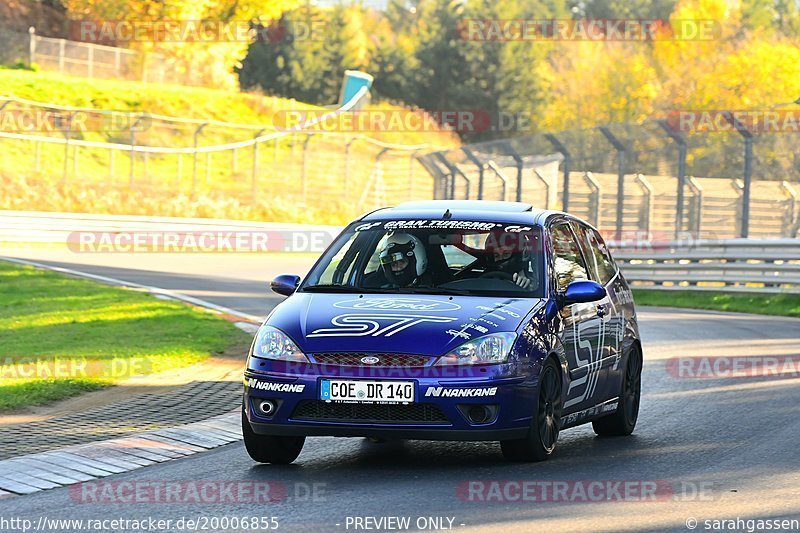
[{"left": 243, "top": 360, "right": 538, "bottom": 441}]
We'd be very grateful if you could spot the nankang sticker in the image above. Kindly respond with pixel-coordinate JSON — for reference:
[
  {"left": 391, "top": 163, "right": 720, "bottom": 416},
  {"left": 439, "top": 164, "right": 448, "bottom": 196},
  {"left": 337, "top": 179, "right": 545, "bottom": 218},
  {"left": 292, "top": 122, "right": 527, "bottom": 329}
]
[
  {"left": 248, "top": 378, "right": 305, "bottom": 393},
  {"left": 425, "top": 387, "right": 498, "bottom": 398},
  {"left": 308, "top": 313, "right": 457, "bottom": 338},
  {"left": 333, "top": 298, "right": 461, "bottom": 312}
]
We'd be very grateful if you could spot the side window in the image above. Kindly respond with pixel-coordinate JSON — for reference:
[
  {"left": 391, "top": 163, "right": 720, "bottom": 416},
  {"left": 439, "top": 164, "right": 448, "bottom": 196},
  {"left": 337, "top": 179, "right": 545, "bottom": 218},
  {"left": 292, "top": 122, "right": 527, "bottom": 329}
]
[
  {"left": 550, "top": 223, "right": 589, "bottom": 292},
  {"left": 317, "top": 234, "right": 358, "bottom": 284},
  {"left": 363, "top": 234, "right": 389, "bottom": 275},
  {"left": 573, "top": 223, "right": 617, "bottom": 285},
  {"left": 591, "top": 229, "right": 618, "bottom": 283}
]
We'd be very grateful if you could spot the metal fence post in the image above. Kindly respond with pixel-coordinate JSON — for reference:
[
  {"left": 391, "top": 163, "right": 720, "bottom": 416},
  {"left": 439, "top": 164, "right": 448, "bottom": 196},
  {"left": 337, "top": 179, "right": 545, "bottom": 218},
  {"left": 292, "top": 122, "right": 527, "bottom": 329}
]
[
  {"left": 657, "top": 120, "right": 688, "bottom": 239},
  {"left": 486, "top": 161, "right": 509, "bottom": 201},
  {"left": 782, "top": 181, "right": 799, "bottom": 237},
  {"left": 583, "top": 171, "right": 602, "bottom": 228},
  {"left": 462, "top": 147, "right": 485, "bottom": 200},
  {"left": 129, "top": 115, "right": 145, "bottom": 188},
  {"left": 724, "top": 112, "right": 753, "bottom": 238},
  {"left": 434, "top": 153, "right": 470, "bottom": 199},
  {"left": 28, "top": 27, "right": 36, "bottom": 66},
  {"left": 686, "top": 177, "right": 704, "bottom": 237},
  {"left": 62, "top": 110, "right": 78, "bottom": 185},
  {"left": 504, "top": 142, "right": 524, "bottom": 202},
  {"left": 742, "top": 137, "right": 753, "bottom": 238},
  {"left": 417, "top": 153, "right": 450, "bottom": 200},
  {"left": 598, "top": 127, "right": 627, "bottom": 241},
  {"left": 544, "top": 133, "right": 571, "bottom": 211},
  {"left": 433, "top": 153, "right": 455, "bottom": 199},
  {"left": 192, "top": 123, "right": 208, "bottom": 195},
  {"left": 252, "top": 129, "right": 265, "bottom": 200}
]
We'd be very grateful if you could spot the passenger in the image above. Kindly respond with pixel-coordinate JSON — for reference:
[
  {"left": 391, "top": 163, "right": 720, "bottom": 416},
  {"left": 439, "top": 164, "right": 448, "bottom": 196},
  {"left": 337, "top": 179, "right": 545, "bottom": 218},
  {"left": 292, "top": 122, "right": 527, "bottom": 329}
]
[{"left": 483, "top": 230, "right": 533, "bottom": 289}]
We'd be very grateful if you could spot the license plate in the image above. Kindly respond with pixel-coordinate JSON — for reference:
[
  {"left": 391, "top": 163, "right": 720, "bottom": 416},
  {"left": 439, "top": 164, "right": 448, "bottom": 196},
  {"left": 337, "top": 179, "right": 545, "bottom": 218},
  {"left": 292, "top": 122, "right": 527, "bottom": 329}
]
[{"left": 320, "top": 379, "right": 415, "bottom": 403}]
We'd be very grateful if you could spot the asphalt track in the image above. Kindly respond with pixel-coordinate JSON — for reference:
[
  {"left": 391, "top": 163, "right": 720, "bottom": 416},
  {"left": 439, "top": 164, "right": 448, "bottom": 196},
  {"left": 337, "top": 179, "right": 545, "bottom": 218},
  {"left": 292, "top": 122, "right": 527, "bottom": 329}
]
[{"left": 1, "top": 247, "right": 800, "bottom": 532}]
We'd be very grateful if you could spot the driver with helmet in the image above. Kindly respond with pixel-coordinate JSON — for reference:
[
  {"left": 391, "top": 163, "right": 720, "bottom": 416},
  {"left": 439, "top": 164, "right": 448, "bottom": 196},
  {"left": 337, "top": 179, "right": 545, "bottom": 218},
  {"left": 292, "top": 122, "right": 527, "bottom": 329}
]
[{"left": 377, "top": 233, "right": 433, "bottom": 287}]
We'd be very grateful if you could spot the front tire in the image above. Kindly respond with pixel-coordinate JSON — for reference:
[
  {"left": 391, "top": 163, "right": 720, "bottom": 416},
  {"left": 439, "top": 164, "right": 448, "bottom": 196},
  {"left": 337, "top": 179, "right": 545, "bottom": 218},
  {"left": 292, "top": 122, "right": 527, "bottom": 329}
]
[
  {"left": 501, "top": 357, "right": 562, "bottom": 462},
  {"left": 242, "top": 409, "right": 305, "bottom": 464},
  {"left": 592, "top": 343, "right": 642, "bottom": 436}
]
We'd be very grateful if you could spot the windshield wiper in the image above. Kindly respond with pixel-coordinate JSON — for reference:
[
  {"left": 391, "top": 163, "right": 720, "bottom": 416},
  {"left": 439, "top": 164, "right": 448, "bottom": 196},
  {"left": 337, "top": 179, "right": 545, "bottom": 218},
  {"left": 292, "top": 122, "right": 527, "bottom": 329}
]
[
  {"left": 300, "top": 284, "right": 388, "bottom": 293},
  {"left": 395, "top": 286, "right": 473, "bottom": 296}
]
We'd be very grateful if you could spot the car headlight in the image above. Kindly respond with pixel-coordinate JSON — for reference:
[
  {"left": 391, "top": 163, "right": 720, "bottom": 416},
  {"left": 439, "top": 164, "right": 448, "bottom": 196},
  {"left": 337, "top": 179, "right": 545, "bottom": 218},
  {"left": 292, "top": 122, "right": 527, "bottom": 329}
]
[
  {"left": 251, "top": 325, "right": 308, "bottom": 363},
  {"left": 435, "top": 332, "right": 517, "bottom": 366}
]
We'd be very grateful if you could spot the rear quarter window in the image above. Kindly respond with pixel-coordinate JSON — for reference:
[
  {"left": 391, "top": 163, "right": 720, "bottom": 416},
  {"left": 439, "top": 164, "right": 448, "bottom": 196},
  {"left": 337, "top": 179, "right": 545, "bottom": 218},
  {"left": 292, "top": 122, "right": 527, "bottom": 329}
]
[{"left": 573, "top": 222, "right": 618, "bottom": 285}]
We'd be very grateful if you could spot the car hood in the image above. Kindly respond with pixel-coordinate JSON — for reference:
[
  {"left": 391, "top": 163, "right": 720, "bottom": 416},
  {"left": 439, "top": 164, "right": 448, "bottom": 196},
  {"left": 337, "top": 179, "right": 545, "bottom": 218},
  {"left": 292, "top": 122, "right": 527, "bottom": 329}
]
[{"left": 266, "top": 293, "right": 545, "bottom": 356}]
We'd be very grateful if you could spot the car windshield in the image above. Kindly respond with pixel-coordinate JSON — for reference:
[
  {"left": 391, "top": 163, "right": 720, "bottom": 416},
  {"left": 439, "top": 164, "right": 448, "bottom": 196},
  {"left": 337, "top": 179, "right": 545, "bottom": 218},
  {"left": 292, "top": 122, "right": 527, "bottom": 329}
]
[{"left": 300, "top": 220, "right": 545, "bottom": 297}]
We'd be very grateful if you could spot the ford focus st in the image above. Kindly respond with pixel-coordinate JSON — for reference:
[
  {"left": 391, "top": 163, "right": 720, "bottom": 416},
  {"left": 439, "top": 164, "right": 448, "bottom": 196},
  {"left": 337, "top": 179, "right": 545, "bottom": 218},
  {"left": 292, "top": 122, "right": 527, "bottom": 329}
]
[{"left": 242, "top": 200, "right": 643, "bottom": 464}]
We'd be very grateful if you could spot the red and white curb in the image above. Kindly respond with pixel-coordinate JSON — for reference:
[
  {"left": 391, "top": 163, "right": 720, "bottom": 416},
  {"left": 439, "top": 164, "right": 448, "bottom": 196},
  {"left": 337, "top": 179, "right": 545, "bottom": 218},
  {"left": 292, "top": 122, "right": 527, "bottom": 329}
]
[{"left": 0, "top": 411, "right": 243, "bottom": 498}]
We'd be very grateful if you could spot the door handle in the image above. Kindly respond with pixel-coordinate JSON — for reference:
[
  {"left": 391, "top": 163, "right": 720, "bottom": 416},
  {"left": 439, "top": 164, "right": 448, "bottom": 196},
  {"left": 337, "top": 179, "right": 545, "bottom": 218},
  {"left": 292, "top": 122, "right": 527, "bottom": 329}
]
[{"left": 596, "top": 304, "right": 607, "bottom": 318}]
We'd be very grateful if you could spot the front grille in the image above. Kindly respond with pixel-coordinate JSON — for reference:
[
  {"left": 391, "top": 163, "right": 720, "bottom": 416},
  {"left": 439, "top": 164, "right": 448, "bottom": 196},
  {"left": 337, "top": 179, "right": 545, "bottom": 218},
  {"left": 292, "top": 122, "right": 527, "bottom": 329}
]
[
  {"left": 311, "top": 352, "right": 429, "bottom": 368},
  {"left": 292, "top": 400, "right": 449, "bottom": 424}
]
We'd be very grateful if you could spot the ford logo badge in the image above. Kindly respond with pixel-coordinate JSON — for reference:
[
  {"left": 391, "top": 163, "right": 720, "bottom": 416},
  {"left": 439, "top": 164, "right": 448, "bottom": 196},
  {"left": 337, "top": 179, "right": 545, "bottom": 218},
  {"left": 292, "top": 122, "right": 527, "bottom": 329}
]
[{"left": 360, "top": 356, "right": 380, "bottom": 365}]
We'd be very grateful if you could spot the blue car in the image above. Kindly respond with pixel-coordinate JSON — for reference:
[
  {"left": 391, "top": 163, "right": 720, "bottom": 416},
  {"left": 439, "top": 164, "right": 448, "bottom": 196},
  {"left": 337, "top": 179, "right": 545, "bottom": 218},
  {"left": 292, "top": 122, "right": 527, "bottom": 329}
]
[{"left": 243, "top": 201, "right": 642, "bottom": 463}]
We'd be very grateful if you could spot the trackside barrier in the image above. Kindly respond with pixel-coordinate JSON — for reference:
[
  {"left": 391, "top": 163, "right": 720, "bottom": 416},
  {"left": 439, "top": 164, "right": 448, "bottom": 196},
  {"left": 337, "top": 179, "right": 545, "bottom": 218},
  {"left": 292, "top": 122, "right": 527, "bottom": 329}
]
[
  {"left": 0, "top": 89, "right": 439, "bottom": 215},
  {"left": 613, "top": 239, "right": 800, "bottom": 294},
  {"left": 4, "top": 212, "right": 797, "bottom": 294}
]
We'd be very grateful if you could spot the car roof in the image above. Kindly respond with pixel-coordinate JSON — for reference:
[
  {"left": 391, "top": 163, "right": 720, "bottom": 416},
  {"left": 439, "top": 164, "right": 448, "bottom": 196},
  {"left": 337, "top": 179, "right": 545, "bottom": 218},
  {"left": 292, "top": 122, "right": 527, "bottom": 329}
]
[{"left": 360, "top": 200, "right": 564, "bottom": 226}]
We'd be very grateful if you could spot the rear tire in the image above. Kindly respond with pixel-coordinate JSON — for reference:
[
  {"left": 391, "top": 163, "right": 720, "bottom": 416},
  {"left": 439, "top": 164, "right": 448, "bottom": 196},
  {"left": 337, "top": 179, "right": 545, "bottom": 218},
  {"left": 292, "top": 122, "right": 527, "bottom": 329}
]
[
  {"left": 501, "top": 358, "right": 562, "bottom": 462},
  {"left": 242, "top": 409, "right": 305, "bottom": 464},
  {"left": 592, "top": 343, "right": 642, "bottom": 436}
]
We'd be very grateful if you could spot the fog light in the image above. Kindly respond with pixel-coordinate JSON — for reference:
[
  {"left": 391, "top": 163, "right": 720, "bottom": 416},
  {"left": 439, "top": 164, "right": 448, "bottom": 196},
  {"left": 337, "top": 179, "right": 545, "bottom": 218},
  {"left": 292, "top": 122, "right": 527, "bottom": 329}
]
[
  {"left": 468, "top": 405, "right": 491, "bottom": 424},
  {"left": 256, "top": 400, "right": 276, "bottom": 417}
]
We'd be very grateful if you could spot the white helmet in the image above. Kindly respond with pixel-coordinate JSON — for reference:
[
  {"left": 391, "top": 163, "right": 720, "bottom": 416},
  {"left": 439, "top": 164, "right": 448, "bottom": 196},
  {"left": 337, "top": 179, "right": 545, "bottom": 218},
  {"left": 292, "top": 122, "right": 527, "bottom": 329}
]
[{"left": 379, "top": 233, "right": 428, "bottom": 286}]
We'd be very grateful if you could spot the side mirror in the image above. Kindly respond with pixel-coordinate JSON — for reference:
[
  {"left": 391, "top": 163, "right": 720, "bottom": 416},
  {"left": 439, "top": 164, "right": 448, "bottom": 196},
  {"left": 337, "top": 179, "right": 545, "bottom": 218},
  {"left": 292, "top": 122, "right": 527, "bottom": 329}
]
[
  {"left": 271, "top": 274, "right": 301, "bottom": 297},
  {"left": 562, "top": 280, "right": 606, "bottom": 306}
]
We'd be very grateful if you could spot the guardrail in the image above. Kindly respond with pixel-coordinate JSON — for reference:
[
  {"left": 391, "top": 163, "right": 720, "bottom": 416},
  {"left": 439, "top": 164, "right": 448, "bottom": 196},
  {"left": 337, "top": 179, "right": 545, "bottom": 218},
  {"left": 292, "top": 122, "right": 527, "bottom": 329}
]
[
  {"left": 4, "top": 212, "right": 797, "bottom": 294},
  {"left": 614, "top": 239, "right": 800, "bottom": 293},
  {"left": 0, "top": 210, "right": 342, "bottom": 250}
]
